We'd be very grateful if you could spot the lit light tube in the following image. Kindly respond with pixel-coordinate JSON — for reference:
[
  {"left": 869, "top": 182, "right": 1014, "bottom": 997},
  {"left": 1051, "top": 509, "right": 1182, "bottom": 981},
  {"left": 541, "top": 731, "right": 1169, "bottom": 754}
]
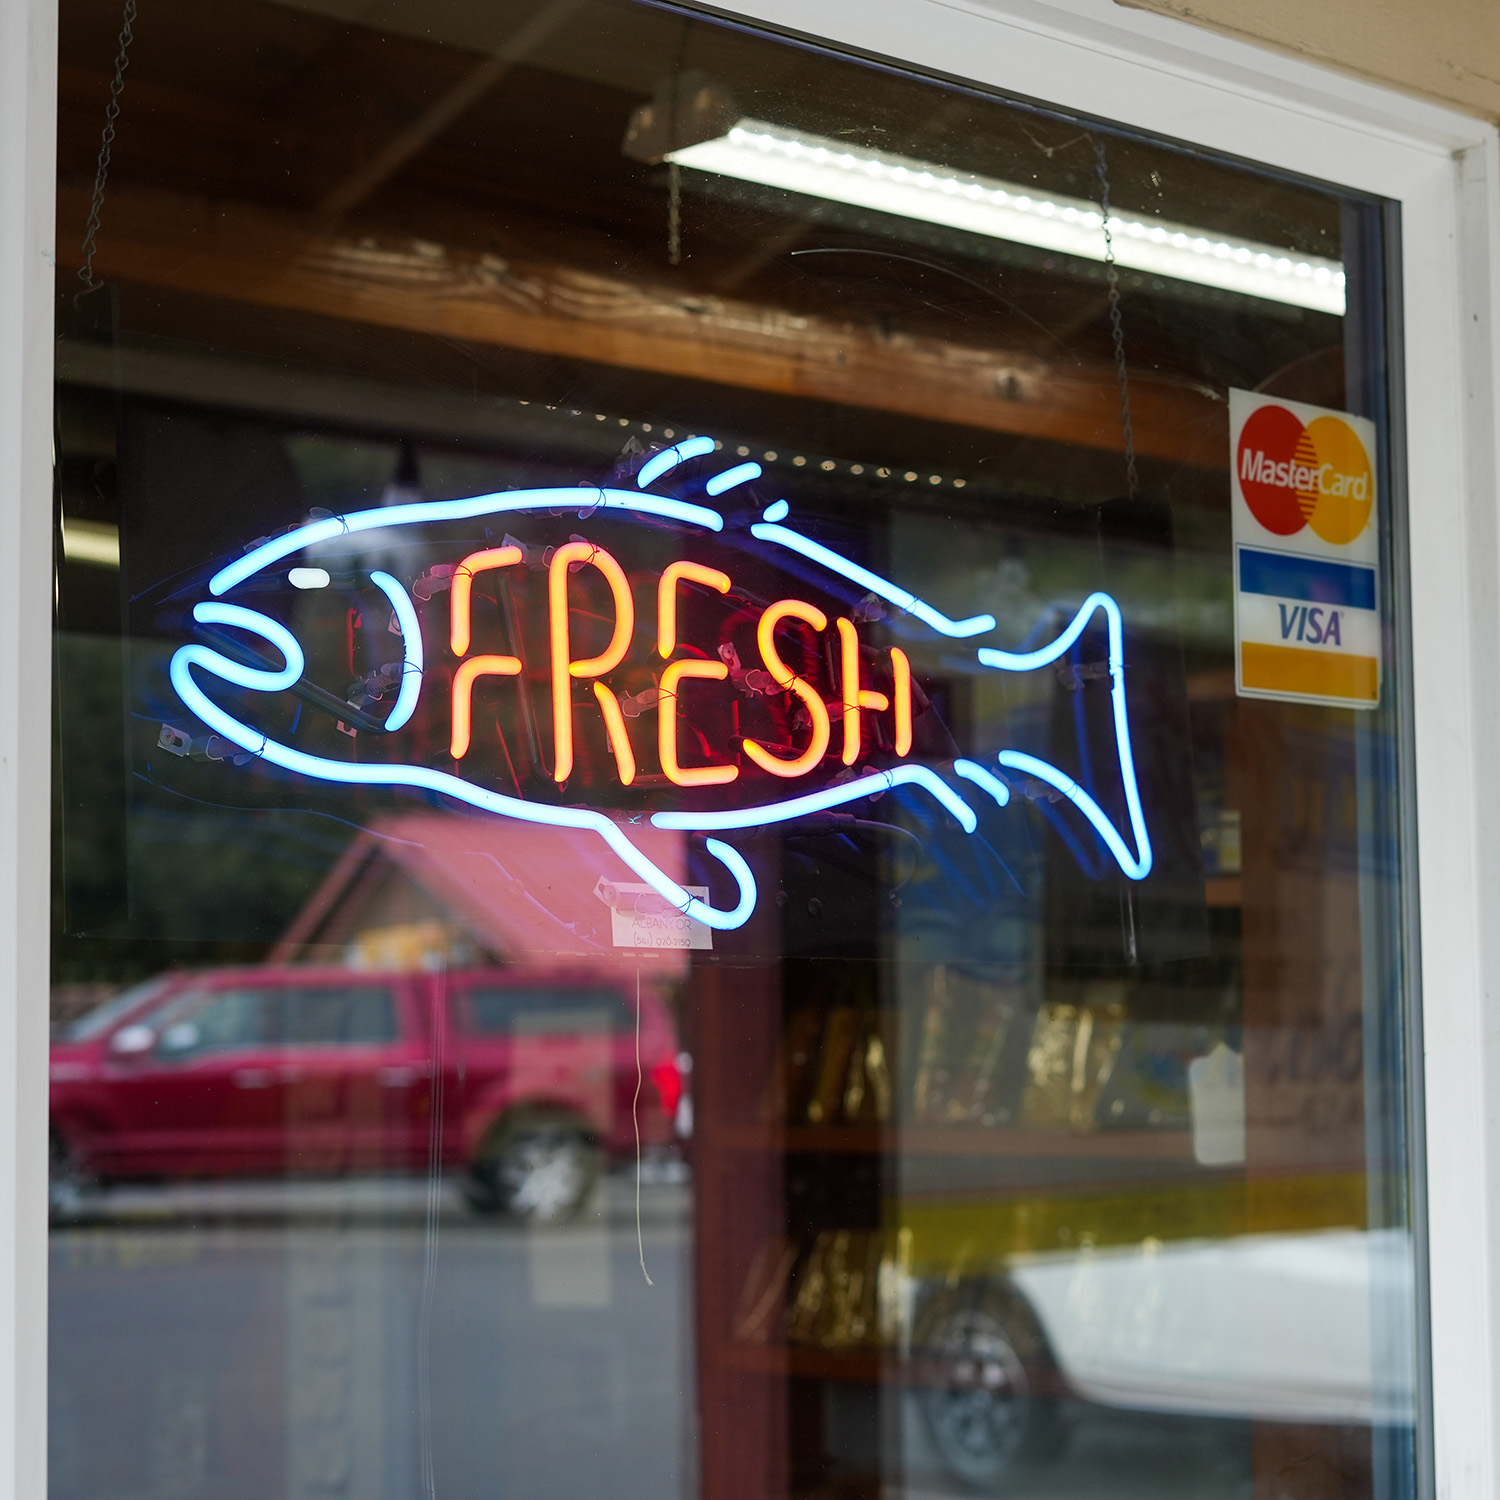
[
  {"left": 62, "top": 518, "right": 120, "bottom": 568},
  {"left": 651, "top": 764, "right": 976, "bottom": 834},
  {"left": 705, "top": 461, "right": 762, "bottom": 495},
  {"left": 171, "top": 618, "right": 757, "bottom": 932},
  {"left": 368, "top": 571, "right": 423, "bottom": 733},
  {"left": 750, "top": 521, "right": 995, "bottom": 637},
  {"left": 668, "top": 121, "right": 1345, "bottom": 315},
  {"left": 209, "top": 489, "right": 724, "bottom": 597},
  {"left": 954, "top": 758, "right": 1010, "bottom": 807},
  {"left": 979, "top": 591, "right": 1152, "bottom": 880},
  {"left": 638, "top": 436, "right": 716, "bottom": 489}
]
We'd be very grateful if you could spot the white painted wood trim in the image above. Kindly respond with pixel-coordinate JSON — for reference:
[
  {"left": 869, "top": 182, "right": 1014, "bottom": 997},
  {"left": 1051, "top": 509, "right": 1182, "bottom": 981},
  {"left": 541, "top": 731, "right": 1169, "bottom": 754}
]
[
  {"left": 7, "top": 0, "right": 1500, "bottom": 1493},
  {"left": 0, "top": 0, "right": 57, "bottom": 1495}
]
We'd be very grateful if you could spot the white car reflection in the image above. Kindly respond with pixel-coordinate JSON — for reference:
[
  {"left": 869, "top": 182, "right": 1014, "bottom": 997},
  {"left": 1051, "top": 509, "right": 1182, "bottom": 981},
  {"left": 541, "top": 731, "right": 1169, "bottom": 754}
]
[
  {"left": 912, "top": 1228, "right": 1415, "bottom": 1489},
  {"left": 1008, "top": 1228, "right": 1414, "bottom": 1426}
]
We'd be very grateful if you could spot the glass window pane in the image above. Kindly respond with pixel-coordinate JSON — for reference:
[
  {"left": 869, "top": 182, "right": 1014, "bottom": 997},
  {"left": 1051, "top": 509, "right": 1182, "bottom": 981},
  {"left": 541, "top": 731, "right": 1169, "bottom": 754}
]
[
  {"left": 466, "top": 987, "right": 629, "bottom": 1033},
  {"left": 49, "top": 3, "right": 1422, "bottom": 1499},
  {"left": 59, "top": 974, "right": 174, "bottom": 1040},
  {"left": 154, "top": 989, "right": 268, "bottom": 1057},
  {"left": 272, "top": 987, "right": 399, "bottom": 1046}
]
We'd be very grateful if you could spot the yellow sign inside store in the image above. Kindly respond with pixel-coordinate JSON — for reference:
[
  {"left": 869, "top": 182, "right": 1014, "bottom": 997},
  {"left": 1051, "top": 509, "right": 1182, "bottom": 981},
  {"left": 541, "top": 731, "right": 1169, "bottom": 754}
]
[{"left": 893, "top": 1171, "right": 1371, "bottom": 1277}]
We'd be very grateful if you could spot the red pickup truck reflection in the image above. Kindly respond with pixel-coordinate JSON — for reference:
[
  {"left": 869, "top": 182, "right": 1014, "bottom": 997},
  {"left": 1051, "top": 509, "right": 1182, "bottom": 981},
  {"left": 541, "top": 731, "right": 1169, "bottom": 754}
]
[{"left": 49, "top": 967, "right": 682, "bottom": 1220}]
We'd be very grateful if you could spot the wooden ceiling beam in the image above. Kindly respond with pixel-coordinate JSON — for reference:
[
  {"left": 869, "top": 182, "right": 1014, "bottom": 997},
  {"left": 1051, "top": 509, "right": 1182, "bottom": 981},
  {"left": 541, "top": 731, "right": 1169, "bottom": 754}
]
[{"left": 57, "top": 183, "right": 1223, "bottom": 466}]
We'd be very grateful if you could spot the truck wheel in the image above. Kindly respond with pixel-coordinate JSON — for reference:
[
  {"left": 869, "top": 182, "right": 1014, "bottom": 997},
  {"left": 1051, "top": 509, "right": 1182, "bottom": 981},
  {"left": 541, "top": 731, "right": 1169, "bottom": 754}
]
[
  {"left": 912, "top": 1279, "right": 1063, "bottom": 1489},
  {"left": 465, "top": 1120, "right": 601, "bottom": 1223},
  {"left": 49, "top": 1130, "right": 98, "bottom": 1221}
]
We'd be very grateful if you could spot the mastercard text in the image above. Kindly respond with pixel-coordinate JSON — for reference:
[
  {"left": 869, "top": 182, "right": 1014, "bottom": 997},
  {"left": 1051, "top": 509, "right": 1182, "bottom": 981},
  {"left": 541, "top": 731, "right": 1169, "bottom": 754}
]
[{"left": 1239, "top": 448, "right": 1370, "bottom": 500}]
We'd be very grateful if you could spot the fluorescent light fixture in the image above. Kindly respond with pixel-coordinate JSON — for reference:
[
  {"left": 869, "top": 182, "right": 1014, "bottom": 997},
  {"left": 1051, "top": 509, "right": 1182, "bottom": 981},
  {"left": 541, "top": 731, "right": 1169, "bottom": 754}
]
[
  {"left": 668, "top": 120, "right": 1345, "bottom": 315},
  {"left": 61, "top": 518, "right": 120, "bottom": 568}
]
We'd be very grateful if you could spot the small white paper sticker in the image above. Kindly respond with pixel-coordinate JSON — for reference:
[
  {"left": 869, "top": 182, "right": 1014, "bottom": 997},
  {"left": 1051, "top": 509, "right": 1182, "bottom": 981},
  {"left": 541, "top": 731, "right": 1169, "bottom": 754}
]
[
  {"left": 595, "top": 879, "right": 713, "bottom": 950},
  {"left": 1187, "top": 1042, "right": 1246, "bottom": 1166}
]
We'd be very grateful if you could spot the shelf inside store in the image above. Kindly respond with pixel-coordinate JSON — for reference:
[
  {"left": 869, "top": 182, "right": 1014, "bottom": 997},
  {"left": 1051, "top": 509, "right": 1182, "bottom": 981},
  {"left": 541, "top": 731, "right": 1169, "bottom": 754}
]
[
  {"left": 709, "top": 1122, "right": 1197, "bottom": 1160},
  {"left": 716, "top": 1342, "right": 884, "bottom": 1383},
  {"left": 1204, "top": 875, "right": 1242, "bottom": 907},
  {"left": 717, "top": 1343, "right": 1053, "bottom": 1394}
]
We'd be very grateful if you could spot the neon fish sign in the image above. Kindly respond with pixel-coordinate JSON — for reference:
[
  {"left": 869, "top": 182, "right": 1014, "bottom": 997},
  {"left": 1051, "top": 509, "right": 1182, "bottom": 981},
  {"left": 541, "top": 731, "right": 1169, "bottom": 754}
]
[{"left": 168, "top": 439, "right": 1152, "bottom": 931}]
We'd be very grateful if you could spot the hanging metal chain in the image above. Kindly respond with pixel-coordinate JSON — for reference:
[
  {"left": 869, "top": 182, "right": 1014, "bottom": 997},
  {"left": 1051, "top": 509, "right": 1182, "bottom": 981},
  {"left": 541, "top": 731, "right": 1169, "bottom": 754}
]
[
  {"left": 667, "top": 161, "right": 682, "bottom": 266},
  {"left": 664, "top": 19, "right": 690, "bottom": 267},
  {"left": 77, "top": 0, "right": 138, "bottom": 296},
  {"left": 1094, "top": 134, "right": 1141, "bottom": 964},
  {"left": 1094, "top": 136, "right": 1139, "bottom": 500}
]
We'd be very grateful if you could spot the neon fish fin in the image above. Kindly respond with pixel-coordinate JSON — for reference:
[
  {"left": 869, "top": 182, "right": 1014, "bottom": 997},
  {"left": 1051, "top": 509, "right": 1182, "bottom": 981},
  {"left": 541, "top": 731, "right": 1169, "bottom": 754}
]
[
  {"left": 596, "top": 826, "right": 757, "bottom": 931},
  {"left": 977, "top": 592, "right": 1152, "bottom": 880}
]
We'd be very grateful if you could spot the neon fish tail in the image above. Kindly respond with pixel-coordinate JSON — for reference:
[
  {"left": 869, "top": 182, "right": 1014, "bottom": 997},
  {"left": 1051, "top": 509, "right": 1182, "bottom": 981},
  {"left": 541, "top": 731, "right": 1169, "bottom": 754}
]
[{"left": 977, "top": 592, "right": 1153, "bottom": 881}]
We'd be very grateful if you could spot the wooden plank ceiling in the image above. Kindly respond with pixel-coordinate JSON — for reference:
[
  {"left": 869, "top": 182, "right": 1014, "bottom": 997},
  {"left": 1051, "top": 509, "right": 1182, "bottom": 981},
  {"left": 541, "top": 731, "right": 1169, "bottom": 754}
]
[{"left": 56, "top": 0, "right": 1342, "bottom": 474}]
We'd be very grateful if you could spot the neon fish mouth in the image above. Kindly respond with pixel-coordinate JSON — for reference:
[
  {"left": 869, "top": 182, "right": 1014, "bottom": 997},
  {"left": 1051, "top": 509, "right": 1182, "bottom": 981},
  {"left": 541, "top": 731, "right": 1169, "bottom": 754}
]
[{"left": 168, "top": 446, "right": 1152, "bottom": 931}]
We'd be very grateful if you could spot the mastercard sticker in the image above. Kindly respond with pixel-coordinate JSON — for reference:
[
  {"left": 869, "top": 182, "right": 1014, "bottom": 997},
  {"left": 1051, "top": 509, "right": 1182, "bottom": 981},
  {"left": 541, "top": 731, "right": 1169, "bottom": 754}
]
[{"left": 1230, "top": 389, "right": 1380, "bottom": 709}]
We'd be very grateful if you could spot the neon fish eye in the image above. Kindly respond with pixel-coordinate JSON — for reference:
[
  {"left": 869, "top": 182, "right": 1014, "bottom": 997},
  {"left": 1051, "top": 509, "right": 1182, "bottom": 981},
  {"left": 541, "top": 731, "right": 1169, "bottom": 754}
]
[{"left": 289, "top": 568, "right": 330, "bottom": 589}]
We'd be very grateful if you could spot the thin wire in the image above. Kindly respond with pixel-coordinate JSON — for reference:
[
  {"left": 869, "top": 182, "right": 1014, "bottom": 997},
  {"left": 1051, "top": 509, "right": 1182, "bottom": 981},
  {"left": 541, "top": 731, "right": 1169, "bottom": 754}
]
[
  {"left": 1094, "top": 135, "right": 1142, "bottom": 963},
  {"left": 789, "top": 247, "right": 1072, "bottom": 355},
  {"left": 667, "top": 163, "right": 682, "bottom": 267},
  {"left": 1094, "top": 136, "right": 1140, "bottom": 500},
  {"left": 633, "top": 967, "right": 653, "bottom": 1286},
  {"left": 417, "top": 972, "right": 447, "bottom": 1500},
  {"left": 77, "top": 0, "right": 138, "bottom": 299},
  {"left": 665, "top": 18, "right": 690, "bottom": 266}
]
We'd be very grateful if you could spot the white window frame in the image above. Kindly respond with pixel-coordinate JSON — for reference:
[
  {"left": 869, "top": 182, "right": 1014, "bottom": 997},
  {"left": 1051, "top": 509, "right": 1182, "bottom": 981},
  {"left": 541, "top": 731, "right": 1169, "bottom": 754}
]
[
  {"left": 0, "top": 0, "right": 57, "bottom": 1497},
  {"left": 4, "top": 0, "right": 1500, "bottom": 1493}
]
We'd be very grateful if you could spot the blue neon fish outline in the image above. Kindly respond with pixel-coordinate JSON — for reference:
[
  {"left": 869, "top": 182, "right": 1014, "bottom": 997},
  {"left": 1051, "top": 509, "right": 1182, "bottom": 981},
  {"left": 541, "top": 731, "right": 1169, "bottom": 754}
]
[{"left": 168, "top": 453, "right": 1153, "bottom": 931}]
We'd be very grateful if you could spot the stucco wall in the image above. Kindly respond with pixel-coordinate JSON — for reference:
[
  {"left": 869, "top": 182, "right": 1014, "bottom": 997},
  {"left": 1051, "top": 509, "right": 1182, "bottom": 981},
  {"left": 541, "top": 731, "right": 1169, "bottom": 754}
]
[{"left": 1117, "top": 0, "right": 1500, "bottom": 118}]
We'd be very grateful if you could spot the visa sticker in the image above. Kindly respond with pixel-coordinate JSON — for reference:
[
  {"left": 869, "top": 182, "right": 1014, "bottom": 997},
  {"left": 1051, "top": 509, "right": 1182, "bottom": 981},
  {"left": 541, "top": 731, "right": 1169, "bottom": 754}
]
[{"left": 1229, "top": 389, "right": 1381, "bottom": 709}]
